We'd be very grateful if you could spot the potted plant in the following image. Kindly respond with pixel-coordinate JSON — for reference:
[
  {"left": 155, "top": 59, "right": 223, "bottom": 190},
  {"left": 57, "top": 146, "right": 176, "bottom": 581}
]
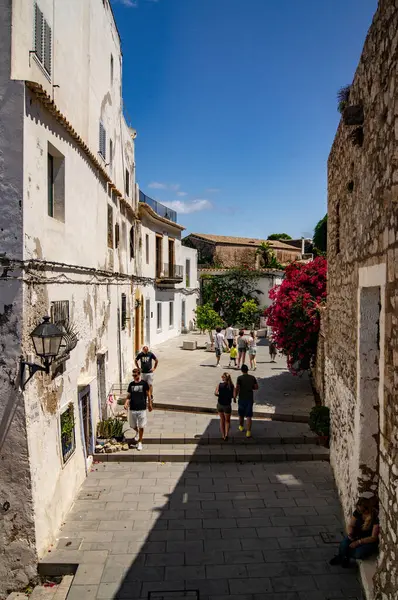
[
  {"left": 309, "top": 405, "right": 330, "bottom": 447},
  {"left": 97, "top": 417, "right": 125, "bottom": 442}
]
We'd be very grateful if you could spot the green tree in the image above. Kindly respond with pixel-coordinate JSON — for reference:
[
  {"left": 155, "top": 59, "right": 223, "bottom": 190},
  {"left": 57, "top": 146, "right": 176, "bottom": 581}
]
[
  {"left": 202, "top": 267, "right": 261, "bottom": 325},
  {"left": 194, "top": 304, "right": 224, "bottom": 342},
  {"left": 267, "top": 233, "right": 292, "bottom": 240},
  {"left": 256, "top": 242, "right": 284, "bottom": 269},
  {"left": 239, "top": 300, "right": 262, "bottom": 329},
  {"left": 313, "top": 214, "right": 327, "bottom": 254}
]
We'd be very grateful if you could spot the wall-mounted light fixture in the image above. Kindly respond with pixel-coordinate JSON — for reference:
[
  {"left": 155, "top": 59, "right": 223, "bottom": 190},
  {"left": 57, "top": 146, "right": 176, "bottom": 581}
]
[
  {"left": 20, "top": 316, "right": 64, "bottom": 390},
  {"left": 134, "top": 299, "right": 142, "bottom": 309}
]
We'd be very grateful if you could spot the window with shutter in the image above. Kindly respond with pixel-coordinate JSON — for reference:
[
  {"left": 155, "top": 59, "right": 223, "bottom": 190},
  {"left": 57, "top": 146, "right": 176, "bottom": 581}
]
[
  {"left": 99, "top": 122, "right": 106, "bottom": 159},
  {"left": 34, "top": 3, "right": 44, "bottom": 62},
  {"left": 43, "top": 20, "right": 52, "bottom": 75}
]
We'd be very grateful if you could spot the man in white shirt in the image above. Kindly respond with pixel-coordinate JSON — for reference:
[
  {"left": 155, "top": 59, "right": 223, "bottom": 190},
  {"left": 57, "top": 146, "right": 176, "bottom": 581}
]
[
  {"left": 225, "top": 324, "right": 235, "bottom": 349},
  {"left": 214, "top": 326, "right": 228, "bottom": 367}
]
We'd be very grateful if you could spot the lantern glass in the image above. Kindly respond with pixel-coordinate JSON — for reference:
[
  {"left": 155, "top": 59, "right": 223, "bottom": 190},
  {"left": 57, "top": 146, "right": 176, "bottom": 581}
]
[{"left": 30, "top": 316, "right": 64, "bottom": 360}]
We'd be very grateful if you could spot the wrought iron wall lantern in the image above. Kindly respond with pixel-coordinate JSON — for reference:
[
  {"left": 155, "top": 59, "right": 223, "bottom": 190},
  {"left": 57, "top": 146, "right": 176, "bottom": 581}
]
[
  {"left": 20, "top": 316, "right": 64, "bottom": 390},
  {"left": 134, "top": 299, "right": 142, "bottom": 309}
]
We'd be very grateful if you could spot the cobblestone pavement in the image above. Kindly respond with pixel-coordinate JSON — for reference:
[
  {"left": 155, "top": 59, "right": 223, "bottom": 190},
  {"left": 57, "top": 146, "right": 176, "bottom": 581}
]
[
  {"left": 43, "top": 460, "right": 364, "bottom": 600},
  {"left": 145, "top": 334, "right": 314, "bottom": 419}
]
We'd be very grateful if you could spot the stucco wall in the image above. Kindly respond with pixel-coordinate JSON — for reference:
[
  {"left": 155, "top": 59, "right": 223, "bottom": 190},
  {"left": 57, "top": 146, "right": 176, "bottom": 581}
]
[
  {"left": 0, "top": 2, "right": 38, "bottom": 597},
  {"left": 138, "top": 215, "right": 198, "bottom": 349},
  {"left": 0, "top": 1, "right": 137, "bottom": 595},
  {"left": 325, "top": 2, "right": 398, "bottom": 597}
]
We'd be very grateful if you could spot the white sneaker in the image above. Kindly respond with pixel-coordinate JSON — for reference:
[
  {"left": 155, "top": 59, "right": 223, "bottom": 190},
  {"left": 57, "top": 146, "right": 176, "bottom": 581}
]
[{"left": 137, "top": 442, "right": 143, "bottom": 451}]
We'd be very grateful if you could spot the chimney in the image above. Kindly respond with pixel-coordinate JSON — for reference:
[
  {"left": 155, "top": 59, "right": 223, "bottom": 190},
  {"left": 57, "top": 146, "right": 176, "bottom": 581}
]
[{"left": 301, "top": 237, "right": 305, "bottom": 255}]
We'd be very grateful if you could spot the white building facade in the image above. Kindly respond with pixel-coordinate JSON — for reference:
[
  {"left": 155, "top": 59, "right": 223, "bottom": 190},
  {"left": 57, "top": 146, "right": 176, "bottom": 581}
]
[
  {"left": 134, "top": 191, "right": 199, "bottom": 351},
  {"left": 0, "top": 1, "right": 139, "bottom": 595}
]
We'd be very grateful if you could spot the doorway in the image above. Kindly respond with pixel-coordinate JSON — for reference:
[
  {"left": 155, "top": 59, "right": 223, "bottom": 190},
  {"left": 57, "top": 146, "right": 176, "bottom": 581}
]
[
  {"left": 135, "top": 302, "right": 141, "bottom": 354},
  {"left": 168, "top": 239, "right": 175, "bottom": 276},
  {"left": 156, "top": 236, "right": 162, "bottom": 277},
  {"left": 357, "top": 286, "right": 381, "bottom": 497},
  {"left": 79, "top": 387, "right": 93, "bottom": 457},
  {"left": 181, "top": 299, "right": 186, "bottom": 330},
  {"left": 97, "top": 354, "right": 107, "bottom": 418},
  {"left": 145, "top": 298, "right": 151, "bottom": 345}
]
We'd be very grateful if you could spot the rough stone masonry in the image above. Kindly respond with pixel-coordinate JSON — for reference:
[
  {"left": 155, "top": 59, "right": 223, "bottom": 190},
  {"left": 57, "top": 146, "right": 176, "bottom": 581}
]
[{"left": 324, "top": 1, "right": 398, "bottom": 599}]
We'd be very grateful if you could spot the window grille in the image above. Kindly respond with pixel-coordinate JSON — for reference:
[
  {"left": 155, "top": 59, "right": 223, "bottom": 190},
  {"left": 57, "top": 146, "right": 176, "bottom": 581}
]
[{"left": 60, "top": 404, "right": 76, "bottom": 464}]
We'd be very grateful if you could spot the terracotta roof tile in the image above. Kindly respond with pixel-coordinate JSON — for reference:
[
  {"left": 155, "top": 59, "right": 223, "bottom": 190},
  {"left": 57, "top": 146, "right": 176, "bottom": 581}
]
[{"left": 187, "top": 233, "right": 300, "bottom": 251}]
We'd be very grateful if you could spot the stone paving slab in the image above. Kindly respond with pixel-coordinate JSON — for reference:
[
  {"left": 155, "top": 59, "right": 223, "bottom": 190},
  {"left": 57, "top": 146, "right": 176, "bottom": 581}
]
[
  {"left": 120, "top": 411, "right": 316, "bottom": 444},
  {"left": 41, "top": 462, "right": 363, "bottom": 600},
  {"left": 114, "top": 334, "right": 315, "bottom": 420}
]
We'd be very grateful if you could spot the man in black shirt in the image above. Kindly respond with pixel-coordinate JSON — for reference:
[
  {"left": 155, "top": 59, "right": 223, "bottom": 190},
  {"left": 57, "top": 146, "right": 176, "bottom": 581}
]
[
  {"left": 124, "top": 367, "right": 152, "bottom": 450},
  {"left": 234, "top": 364, "right": 258, "bottom": 438},
  {"left": 135, "top": 346, "right": 158, "bottom": 400}
]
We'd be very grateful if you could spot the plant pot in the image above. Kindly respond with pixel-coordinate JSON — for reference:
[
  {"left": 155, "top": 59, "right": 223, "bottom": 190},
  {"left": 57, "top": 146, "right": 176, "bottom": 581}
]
[{"left": 317, "top": 435, "right": 329, "bottom": 448}]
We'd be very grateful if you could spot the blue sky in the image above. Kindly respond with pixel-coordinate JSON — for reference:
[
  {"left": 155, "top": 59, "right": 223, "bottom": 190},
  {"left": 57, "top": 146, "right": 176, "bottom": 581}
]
[{"left": 111, "top": 0, "right": 377, "bottom": 239}]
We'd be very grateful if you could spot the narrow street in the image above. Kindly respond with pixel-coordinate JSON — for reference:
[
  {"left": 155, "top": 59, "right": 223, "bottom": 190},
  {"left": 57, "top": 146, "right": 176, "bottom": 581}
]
[{"left": 40, "top": 337, "right": 364, "bottom": 600}]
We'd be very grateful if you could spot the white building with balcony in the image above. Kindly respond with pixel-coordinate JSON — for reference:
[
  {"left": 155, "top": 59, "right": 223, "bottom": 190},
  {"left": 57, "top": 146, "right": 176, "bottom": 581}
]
[
  {"left": 0, "top": 0, "right": 139, "bottom": 594},
  {"left": 133, "top": 191, "right": 199, "bottom": 350}
]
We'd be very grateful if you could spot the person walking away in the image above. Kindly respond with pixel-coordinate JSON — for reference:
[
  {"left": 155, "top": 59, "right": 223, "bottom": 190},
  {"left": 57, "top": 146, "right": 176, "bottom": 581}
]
[
  {"left": 214, "top": 326, "right": 228, "bottom": 367},
  {"left": 229, "top": 341, "right": 238, "bottom": 368},
  {"left": 234, "top": 364, "right": 258, "bottom": 438},
  {"left": 135, "top": 346, "right": 158, "bottom": 400},
  {"left": 215, "top": 372, "right": 234, "bottom": 440},
  {"left": 123, "top": 367, "right": 152, "bottom": 451},
  {"left": 237, "top": 330, "right": 249, "bottom": 368},
  {"left": 269, "top": 340, "right": 277, "bottom": 362},
  {"left": 249, "top": 330, "right": 258, "bottom": 371},
  {"left": 225, "top": 324, "right": 235, "bottom": 349},
  {"left": 330, "top": 497, "right": 379, "bottom": 568}
]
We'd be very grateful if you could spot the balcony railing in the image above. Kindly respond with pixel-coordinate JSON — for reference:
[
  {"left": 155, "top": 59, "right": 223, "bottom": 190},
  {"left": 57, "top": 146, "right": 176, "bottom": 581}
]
[
  {"left": 139, "top": 191, "right": 177, "bottom": 223},
  {"left": 156, "top": 263, "right": 184, "bottom": 281}
]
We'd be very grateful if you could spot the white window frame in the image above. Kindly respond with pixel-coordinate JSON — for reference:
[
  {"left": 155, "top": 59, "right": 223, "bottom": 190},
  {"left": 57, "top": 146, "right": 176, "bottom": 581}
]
[{"left": 156, "top": 302, "right": 162, "bottom": 332}]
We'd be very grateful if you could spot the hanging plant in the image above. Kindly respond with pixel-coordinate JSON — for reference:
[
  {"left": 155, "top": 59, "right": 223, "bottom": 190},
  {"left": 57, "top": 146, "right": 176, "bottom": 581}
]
[
  {"left": 61, "top": 403, "right": 75, "bottom": 438},
  {"left": 337, "top": 85, "right": 351, "bottom": 114}
]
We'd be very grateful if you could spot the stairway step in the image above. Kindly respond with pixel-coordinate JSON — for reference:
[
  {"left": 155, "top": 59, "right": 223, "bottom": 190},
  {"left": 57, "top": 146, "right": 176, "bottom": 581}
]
[
  {"left": 123, "top": 434, "right": 318, "bottom": 445},
  {"left": 94, "top": 443, "right": 329, "bottom": 463},
  {"left": 153, "top": 402, "right": 309, "bottom": 423}
]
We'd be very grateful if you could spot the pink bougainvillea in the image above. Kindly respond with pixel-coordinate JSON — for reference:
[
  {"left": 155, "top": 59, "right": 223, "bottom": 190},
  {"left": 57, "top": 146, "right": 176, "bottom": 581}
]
[{"left": 265, "top": 257, "right": 327, "bottom": 374}]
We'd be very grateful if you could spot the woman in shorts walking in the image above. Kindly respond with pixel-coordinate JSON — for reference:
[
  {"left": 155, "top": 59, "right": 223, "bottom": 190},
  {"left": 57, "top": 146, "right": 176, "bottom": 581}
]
[
  {"left": 215, "top": 373, "right": 234, "bottom": 441},
  {"left": 249, "top": 330, "right": 257, "bottom": 371}
]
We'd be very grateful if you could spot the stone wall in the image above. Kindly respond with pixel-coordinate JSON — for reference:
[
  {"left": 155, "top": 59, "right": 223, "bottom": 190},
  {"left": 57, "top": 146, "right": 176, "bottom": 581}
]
[
  {"left": 325, "top": 1, "right": 398, "bottom": 598},
  {"left": 0, "top": 2, "right": 38, "bottom": 598}
]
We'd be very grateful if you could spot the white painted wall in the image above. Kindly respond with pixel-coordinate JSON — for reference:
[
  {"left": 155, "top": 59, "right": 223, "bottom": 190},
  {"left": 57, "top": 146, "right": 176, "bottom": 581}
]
[
  {"left": 0, "top": 2, "right": 38, "bottom": 595},
  {"left": 0, "top": 0, "right": 137, "bottom": 582},
  {"left": 138, "top": 208, "right": 198, "bottom": 350}
]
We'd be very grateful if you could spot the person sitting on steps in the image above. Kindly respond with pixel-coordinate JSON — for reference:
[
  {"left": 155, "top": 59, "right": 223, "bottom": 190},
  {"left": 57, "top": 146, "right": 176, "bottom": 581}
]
[{"left": 330, "top": 497, "right": 379, "bottom": 568}]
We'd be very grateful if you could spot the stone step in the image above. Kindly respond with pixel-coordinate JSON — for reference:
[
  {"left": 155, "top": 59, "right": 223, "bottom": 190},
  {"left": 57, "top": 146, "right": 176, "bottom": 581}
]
[
  {"left": 94, "top": 443, "right": 329, "bottom": 463},
  {"left": 7, "top": 576, "right": 73, "bottom": 600},
  {"left": 123, "top": 432, "right": 318, "bottom": 445},
  {"left": 152, "top": 402, "right": 309, "bottom": 423}
]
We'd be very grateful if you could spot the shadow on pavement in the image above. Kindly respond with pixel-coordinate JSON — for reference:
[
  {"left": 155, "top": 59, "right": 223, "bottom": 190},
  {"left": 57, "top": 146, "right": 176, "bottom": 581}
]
[{"left": 109, "top": 417, "right": 360, "bottom": 600}]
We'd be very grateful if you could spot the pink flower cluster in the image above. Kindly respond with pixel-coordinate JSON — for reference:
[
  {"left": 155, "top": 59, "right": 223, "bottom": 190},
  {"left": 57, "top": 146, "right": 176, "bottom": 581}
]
[{"left": 265, "top": 257, "right": 327, "bottom": 374}]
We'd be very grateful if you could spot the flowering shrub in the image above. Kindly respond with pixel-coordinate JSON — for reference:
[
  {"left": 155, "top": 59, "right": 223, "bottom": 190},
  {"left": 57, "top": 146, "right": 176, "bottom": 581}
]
[{"left": 265, "top": 257, "right": 327, "bottom": 374}]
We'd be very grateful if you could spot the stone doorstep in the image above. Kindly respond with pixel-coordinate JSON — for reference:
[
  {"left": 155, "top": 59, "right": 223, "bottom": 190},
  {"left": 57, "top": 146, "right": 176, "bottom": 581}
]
[
  {"left": 94, "top": 444, "right": 330, "bottom": 463},
  {"left": 153, "top": 403, "right": 309, "bottom": 423},
  {"left": 358, "top": 557, "right": 377, "bottom": 600}
]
